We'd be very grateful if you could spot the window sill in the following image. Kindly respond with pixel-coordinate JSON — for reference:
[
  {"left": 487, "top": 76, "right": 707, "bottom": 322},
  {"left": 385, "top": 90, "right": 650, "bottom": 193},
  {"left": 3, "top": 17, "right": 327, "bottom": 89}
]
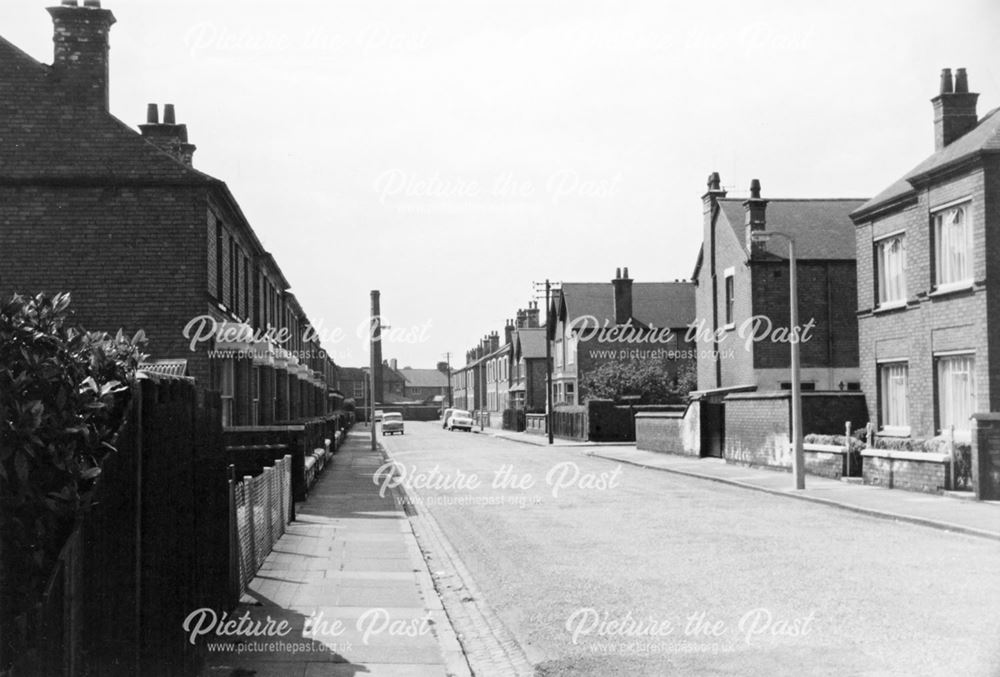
[
  {"left": 873, "top": 301, "right": 908, "bottom": 314},
  {"left": 929, "top": 282, "right": 974, "bottom": 298}
]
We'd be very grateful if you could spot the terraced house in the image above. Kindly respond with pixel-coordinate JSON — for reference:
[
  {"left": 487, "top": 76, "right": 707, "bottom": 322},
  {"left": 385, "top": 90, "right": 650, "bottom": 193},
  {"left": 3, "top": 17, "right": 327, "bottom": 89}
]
[
  {"left": 0, "top": 1, "right": 336, "bottom": 425},
  {"left": 851, "top": 69, "right": 1000, "bottom": 442}
]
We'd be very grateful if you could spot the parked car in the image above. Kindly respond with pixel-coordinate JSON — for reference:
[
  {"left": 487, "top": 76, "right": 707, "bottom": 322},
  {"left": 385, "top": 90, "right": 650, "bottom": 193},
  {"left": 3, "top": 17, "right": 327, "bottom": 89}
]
[
  {"left": 447, "top": 409, "right": 474, "bottom": 432},
  {"left": 374, "top": 409, "right": 384, "bottom": 422},
  {"left": 382, "top": 412, "right": 404, "bottom": 436},
  {"left": 441, "top": 408, "right": 455, "bottom": 429}
]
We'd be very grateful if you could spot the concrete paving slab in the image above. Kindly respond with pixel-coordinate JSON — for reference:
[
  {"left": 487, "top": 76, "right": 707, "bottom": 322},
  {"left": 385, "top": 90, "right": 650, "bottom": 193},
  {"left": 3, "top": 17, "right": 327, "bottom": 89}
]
[{"left": 199, "top": 431, "right": 470, "bottom": 676}]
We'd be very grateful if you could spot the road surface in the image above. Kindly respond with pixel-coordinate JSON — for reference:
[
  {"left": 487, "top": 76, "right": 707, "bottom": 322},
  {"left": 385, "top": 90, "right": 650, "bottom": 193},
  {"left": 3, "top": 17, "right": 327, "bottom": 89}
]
[{"left": 377, "top": 421, "right": 1000, "bottom": 676}]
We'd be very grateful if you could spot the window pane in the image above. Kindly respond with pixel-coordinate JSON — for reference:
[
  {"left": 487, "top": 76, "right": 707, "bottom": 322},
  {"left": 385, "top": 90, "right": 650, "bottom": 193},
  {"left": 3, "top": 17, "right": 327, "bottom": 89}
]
[
  {"left": 880, "top": 362, "right": 908, "bottom": 428},
  {"left": 937, "top": 355, "right": 975, "bottom": 433},
  {"left": 935, "top": 205, "right": 972, "bottom": 286}
]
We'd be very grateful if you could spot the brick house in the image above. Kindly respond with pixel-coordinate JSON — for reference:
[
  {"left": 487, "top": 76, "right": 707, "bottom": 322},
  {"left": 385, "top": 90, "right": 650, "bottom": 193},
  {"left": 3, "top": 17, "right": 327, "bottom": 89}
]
[
  {"left": 0, "top": 1, "right": 336, "bottom": 426},
  {"left": 693, "top": 175, "right": 865, "bottom": 393},
  {"left": 549, "top": 271, "right": 695, "bottom": 405},
  {"left": 336, "top": 366, "right": 369, "bottom": 408},
  {"left": 509, "top": 323, "right": 548, "bottom": 413},
  {"left": 851, "top": 68, "right": 1000, "bottom": 442},
  {"left": 397, "top": 367, "right": 450, "bottom": 402}
]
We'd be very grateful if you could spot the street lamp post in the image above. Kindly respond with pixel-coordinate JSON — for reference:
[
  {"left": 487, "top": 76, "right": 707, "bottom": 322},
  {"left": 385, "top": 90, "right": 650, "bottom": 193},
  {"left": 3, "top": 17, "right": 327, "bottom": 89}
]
[{"left": 751, "top": 231, "right": 805, "bottom": 490}]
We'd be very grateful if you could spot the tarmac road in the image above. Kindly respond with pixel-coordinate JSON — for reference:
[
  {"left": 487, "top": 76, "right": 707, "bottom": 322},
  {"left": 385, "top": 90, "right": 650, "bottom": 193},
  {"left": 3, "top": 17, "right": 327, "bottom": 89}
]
[{"left": 380, "top": 421, "right": 1000, "bottom": 677}]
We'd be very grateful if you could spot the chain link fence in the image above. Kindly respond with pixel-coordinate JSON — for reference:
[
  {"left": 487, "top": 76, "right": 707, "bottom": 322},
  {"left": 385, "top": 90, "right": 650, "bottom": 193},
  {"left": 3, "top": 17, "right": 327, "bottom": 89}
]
[{"left": 230, "top": 454, "right": 292, "bottom": 599}]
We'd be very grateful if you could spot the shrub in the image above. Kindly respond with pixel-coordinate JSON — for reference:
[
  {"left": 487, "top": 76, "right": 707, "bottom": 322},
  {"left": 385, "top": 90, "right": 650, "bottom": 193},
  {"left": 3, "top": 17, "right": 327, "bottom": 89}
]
[{"left": 0, "top": 292, "right": 146, "bottom": 656}]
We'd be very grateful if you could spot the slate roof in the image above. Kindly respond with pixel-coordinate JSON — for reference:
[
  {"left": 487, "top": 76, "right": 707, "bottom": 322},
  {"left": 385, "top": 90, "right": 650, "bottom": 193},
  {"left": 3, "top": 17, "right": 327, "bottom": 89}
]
[
  {"left": 336, "top": 366, "right": 367, "bottom": 381},
  {"left": 853, "top": 106, "right": 1000, "bottom": 219},
  {"left": 558, "top": 281, "right": 695, "bottom": 329},
  {"left": 0, "top": 36, "right": 214, "bottom": 184},
  {"left": 399, "top": 368, "right": 448, "bottom": 388},
  {"left": 717, "top": 198, "right": 866, "bottom": 260},
  {"left": 515, "top": 327, "right": 548, "bottom": 360}
]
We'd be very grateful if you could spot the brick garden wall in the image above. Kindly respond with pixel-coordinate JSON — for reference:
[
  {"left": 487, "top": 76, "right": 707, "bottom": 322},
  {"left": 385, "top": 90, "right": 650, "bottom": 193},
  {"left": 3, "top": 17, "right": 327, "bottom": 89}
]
[
  {"left": 862, "top": 452, "right": 949, "bottom": 493},
  {"left": 724, "top": 392, "right": 868, "bottom": 469},
  {"left": 723, "top": 393, "right": 791, "bottom": 468},
  {"left": 636, "top": 405, "right": 700, "bottom": 456}
]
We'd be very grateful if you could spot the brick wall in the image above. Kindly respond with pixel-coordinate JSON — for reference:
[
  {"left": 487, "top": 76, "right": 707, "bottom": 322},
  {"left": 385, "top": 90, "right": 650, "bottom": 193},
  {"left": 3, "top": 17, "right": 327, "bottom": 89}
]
[
  {"left": 723, "top": 393, "right": 791, "bottom": 468},
  {"left": 862, "top": 454, "right": 949, "bottom": 493},
  {"left": 723, "top": 392, "right": 867, "bottom": 468},
  {"left": 0, "top": 185, "right": 206, "bottom": 360},
  {"left": 972, "top": 413, "right": 1000, "bottom": 500},
  {"left": 752, "top": 260, "right": 859, "bottom": 371},
  {"left": 696, "top": 196, "right": 757, "bottom": 390},
  {"left": 636, "top": 406, "right": 700, "bottom": 456}
]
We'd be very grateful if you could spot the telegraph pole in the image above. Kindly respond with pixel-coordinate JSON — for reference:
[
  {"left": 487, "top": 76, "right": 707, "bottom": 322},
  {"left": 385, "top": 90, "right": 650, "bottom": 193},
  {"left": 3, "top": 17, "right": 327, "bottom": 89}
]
[
  {"left": 443, "top": 351, "right": 453, "bottom": 407},
  {"left": 544, "top": 281, "right": 553, "bottom": 445},
  {"left": 370, "top": 290, "right": 380, "bottom": 452},
  {"left": 533, "top": 279, "right": 560, "bottom": 445}
]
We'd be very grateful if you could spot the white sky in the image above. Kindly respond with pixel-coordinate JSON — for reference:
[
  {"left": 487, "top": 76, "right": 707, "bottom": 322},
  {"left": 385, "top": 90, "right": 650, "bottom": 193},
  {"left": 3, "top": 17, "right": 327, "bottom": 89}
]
[{"left": 2, "top": 0, "right": 998, "bottom": 369}]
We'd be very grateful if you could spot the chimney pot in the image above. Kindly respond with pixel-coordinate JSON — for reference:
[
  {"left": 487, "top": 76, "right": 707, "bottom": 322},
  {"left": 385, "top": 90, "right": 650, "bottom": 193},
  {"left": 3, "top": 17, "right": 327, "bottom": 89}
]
[
  {"left": 163, "top": 103, "right": 176, "bottom": 125},
  {"left": 612, "top": 268, "right": 634, "bottom": 325},
  {"left": 707, "top": 172, "right": 721, "bottom": 191},
  {"left": 83, "top": 0, "right": 101, "bottom": 7},
  {"left": 749, "top": 178, "right": 761, "bottom": 199},
  {"left": 615, "top": 267, "right": 621, "bottom": 279},
  {"left": 954, "top": 68, "right": 969, "bottom": 93},
  {"left": 146, "top": 103, "right": 158, "bottom": 124},
  {"left": 939, "top": 68, "right": 954, "bottom": 94},
  {"left": 932, "top": 68, "right": 979, "bottom": 150},
  {"left": 623, "top": 266, "right": 629, "bottom": 279},
  {"left": 61, "top": 1, "right": 77, "bottom": 6}
]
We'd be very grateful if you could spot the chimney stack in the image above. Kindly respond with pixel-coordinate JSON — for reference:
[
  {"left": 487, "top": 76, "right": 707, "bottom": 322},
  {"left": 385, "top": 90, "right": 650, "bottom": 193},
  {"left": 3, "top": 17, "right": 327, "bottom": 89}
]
[
  {"left": 612, "top": 267, "right": 634, "bottom": 325},
  {"left": 139, "top": 103, "right": 198, "bottom": 166},
  {"left": 47, "top": 0, "right": 116, "bottom": 111},
  {"left": 525, "top": 301, "right": 540, "bottom": 328},
  {"left": 504, "top": 319, "right": 514, "bottom": 346},
  {"left": 389, "top": 358, "right": 397, "bottom": 371},
  {"left": 743, "top": 178, "right": 768, "bottom": 252},
  {"left": 932, "top": 68, "right": 979, "bottom": 151},
  {"left": 489, "top": 331, "right": 500, "bottom": 353}
]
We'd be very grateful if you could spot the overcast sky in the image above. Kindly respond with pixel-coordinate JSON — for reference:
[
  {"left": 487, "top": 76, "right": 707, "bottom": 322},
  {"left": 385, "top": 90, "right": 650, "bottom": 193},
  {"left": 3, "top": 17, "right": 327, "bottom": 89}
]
[{"left": 3, "top": 1, "right": 998, "bottom": 369}]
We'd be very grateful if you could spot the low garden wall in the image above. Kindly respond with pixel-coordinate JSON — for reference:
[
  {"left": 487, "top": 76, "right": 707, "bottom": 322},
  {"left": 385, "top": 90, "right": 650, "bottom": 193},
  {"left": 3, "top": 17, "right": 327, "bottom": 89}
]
[
  {"left": 525, "top": 413, "right": 546, "bottom": 435},
  {"left": 861, "top": 449, "right": 950, "bottom": 493}
]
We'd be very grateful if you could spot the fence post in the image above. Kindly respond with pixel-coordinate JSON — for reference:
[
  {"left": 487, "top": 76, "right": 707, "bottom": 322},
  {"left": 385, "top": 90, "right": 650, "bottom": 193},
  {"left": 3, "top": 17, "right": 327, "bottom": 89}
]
[
  {"left": 949, "top": 424, "right": 956, "bottom": 490},
  {"left": 244, "top": 475, "right": 256, "bottom": 578},
  {"left": 227, "top": 464, "right": 238, "bottom": 605},
  {"left": 866, "top": 421, "right": 874, "bottom": 449},
  {"left": 845, "top": 421, "right": 852, "bottom": 477}
]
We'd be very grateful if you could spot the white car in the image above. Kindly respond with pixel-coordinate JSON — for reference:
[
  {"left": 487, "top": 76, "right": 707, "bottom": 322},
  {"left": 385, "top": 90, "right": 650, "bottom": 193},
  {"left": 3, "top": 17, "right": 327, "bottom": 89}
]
[
  {"left": 441, "top": 408, "right": 455, "bottom": 429},
  {"left": 447, "top": 409, "right": 474, "bottom": 432}
]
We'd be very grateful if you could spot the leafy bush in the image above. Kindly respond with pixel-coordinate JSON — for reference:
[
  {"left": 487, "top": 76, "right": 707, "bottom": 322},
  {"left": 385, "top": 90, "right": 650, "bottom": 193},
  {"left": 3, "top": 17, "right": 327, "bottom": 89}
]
[
  {"left": 0, "top": 292, "right": 146, "bottom": 647},
  {"left": 803, "top": 433, "right": 866, "bottom": 454},
  {"left": 580, "top": 358, "right": 696, "bottom": 404}
]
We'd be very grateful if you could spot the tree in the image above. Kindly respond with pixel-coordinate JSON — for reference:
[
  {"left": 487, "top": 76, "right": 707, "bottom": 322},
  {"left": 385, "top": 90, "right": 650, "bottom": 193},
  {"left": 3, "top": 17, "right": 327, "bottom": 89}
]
[
  {"left": 0, "top": 292, "right": 146, "bottom": 666},
  {"left": 579, "top": 358, "right": 696, "bottom": 404}
]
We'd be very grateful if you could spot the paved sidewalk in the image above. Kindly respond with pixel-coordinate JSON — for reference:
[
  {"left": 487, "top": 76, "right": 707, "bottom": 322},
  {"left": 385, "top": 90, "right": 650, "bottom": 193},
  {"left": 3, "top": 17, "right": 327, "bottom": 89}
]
[
  {"left": 483, "top": 426, "right": 632, "bottom": 448},
  {"left": 584, "top": 445, "right": 1000, "bottom": 541},
  {"left": 202, "top": 429, "right": 470, "bottom": 677}
]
